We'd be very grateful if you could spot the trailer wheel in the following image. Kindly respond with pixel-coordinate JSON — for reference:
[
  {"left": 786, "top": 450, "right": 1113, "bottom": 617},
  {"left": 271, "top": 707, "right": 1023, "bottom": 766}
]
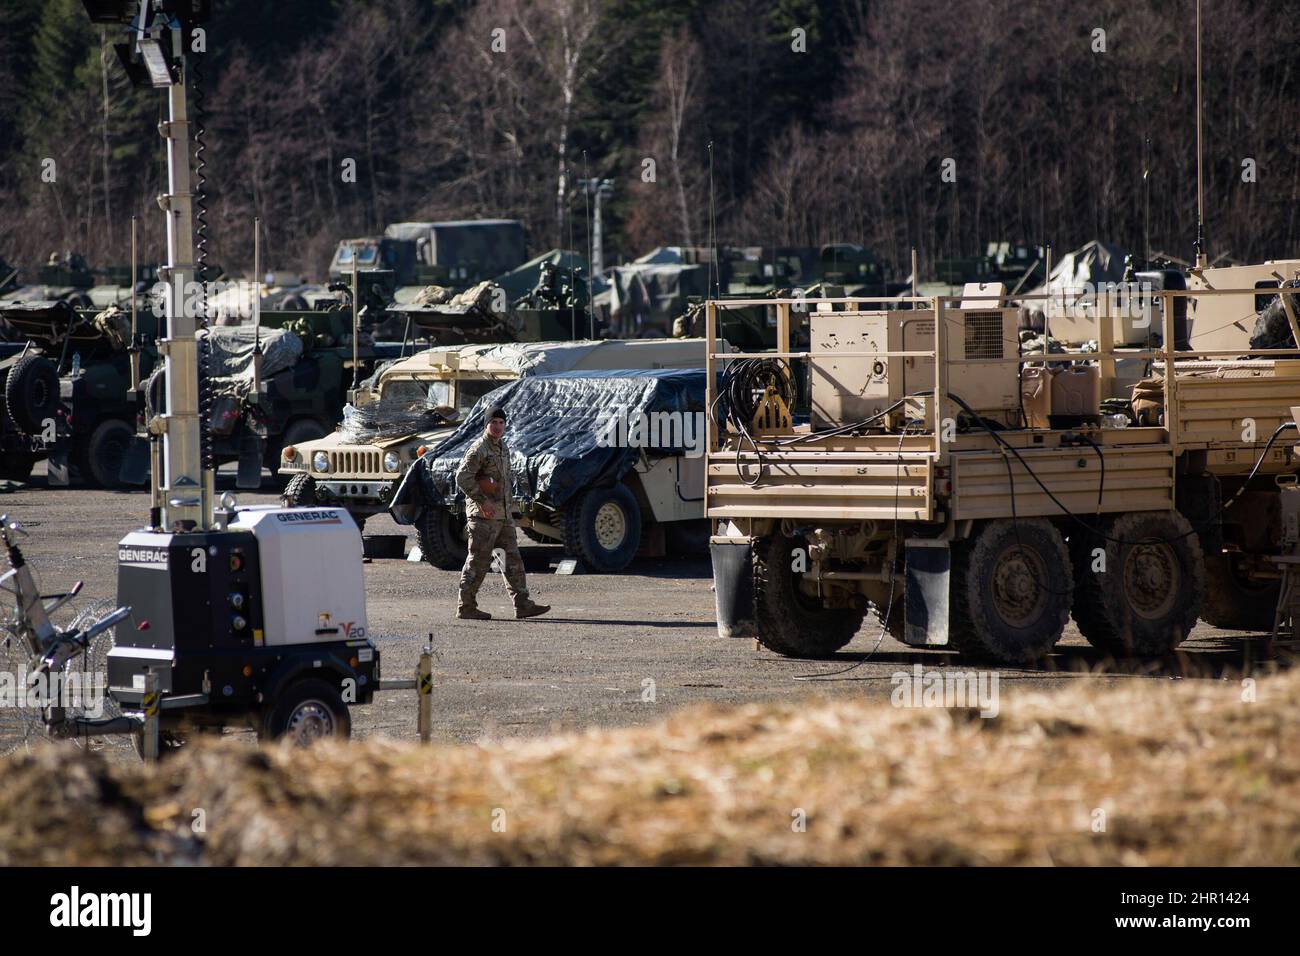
[
  {"left": 1200, "top": 554, "right": 1280, "bottom": 632},
  {"left": 561, "top": 483, "right": 642, "bottom": 573},
  {"left": 416, "top": 506, "right": 468, "bottom": 570},
  {"left": 260, "top": 678, "right": 351, "bottom": 746},
  {"left": 752, "top": 534, "right": 864, "bottom": 657},
  {"left": 82, "top": 418, "right": 134, "bottom": 488},
  {"left": 951, "top": 518, "right": 1072, "bottom": 664},
  {"left": 5, "top": 354, "right": 59, "bottom": 434},
  {"left": 1071, "top": 511, "right": 1204, "bottom": 656}
]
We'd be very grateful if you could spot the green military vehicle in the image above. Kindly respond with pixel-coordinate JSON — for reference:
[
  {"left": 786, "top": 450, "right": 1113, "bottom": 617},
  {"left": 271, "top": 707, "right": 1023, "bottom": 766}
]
[
  {"left": 0, "top": 292, "right": 404, "bottom": 488},
  {"left": 328, "top": 219, "right": 528, "bottom": 301}
]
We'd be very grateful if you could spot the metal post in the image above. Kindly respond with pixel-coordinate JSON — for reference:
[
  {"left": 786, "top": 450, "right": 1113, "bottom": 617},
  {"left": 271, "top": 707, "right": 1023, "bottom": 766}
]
[
  {"left": 129, "top": 216, "right": 139, "bottom": 391},
  {"left": 252, "top": 218, "right": 262, "bottom": 394},
  {"left": 158, "top": 75, "right": 205, "bottom": 531},
  {"left": 417, "top": 645, "right": 433, "bottom": 744},
  {"left": 933, "top": 295, "right": 947, "bottom": 467},
  {"left": 910, "top": 247, "right": 918, "bottom": 308},
  {"left": 351, "top": 256, "right": 360, "bottom": 390},
  {"left": 141, "top": 670, "right": 160, "bottom": 762},
  {"left": 705, "top": 300, "right": 717, "bottom": 456}
]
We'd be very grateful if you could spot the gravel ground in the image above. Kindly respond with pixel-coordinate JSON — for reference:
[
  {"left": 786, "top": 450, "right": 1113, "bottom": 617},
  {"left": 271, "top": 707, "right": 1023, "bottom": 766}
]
[{"left": 0, "top": 468, "right": 1283, "bottom": 758}]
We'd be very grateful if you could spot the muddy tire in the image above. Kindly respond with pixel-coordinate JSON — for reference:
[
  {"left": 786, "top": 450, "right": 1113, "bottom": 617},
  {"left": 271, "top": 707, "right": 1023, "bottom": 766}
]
[
  {"left": 560, "top": 483, "right": 642, "bottom": 573},
  {"left": 752, "top": 534, "right": 864, "bottom": 657},
  {"left": 259, "top": 679, "right": 351, "bottom": 746},
  {"left": 951, "top": 518, "right": 1072, "bottom": 664},
  {"left": 82, "top": 418, "right": 134, "bottom": 488},
  {"left": 1200, "top": 553, "right": 1279, "bottom": 632},
  {"left": 5, "top": 354, "right": 59, "bottom": 434},
  {"left": 1070, "top": 511, "right": 1204, "bottom": 656},
  {"left": 416, "top": 506, "right": 468, "bottom": 570}
]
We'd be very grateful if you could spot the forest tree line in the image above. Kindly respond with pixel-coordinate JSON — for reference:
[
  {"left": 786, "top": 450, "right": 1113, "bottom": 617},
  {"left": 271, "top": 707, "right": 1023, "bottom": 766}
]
[{"left": 1, "top": 0, "right": 1297, "bottom": 282}]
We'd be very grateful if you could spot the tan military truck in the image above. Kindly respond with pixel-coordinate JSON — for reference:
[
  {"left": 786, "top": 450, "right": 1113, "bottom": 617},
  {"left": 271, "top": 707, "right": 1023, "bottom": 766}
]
[
  {"left": 704, "top": 284, "right": 1300, "bottom": 663},
  {"left": 279, "top": 338, "right": 714, "bottom": 544}
]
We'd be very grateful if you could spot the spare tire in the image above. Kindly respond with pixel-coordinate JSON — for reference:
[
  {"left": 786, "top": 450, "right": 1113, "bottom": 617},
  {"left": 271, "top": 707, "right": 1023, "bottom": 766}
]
[
  {"left": 5, "top": 355, "right": 59, "bottom": 434},
  {"left": 84, "top": 418, "right": 135, "bottom": 488}
]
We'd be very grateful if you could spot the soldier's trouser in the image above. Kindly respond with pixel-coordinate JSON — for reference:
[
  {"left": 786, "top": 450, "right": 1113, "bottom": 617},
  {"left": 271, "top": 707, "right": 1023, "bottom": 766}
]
[{"left": 458, "top": 518, "right": 529, "bottom": 608}]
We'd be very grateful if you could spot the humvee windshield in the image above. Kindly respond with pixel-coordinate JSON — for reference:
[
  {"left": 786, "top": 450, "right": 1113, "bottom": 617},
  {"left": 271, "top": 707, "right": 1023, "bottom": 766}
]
[
  {"left": 376, "top": 376, "right": 503, "bottom": 416},
  {"left": 336, "top": 243, "right": 379, "bottom": 267}
]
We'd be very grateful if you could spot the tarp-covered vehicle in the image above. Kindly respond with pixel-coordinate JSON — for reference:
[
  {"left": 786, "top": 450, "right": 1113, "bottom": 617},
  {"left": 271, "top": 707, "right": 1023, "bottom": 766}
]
[
  {"left": 388, "top": 369, "right": 710, "bottom": 573},
  {"left": 280, "top": 338, "right": 714, "bottom": 535}
]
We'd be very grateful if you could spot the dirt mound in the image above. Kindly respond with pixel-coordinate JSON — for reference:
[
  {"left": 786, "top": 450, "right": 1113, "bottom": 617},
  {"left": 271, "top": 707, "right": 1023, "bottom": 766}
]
[{"left": 1, "top": 668, "right": 1296, "bottom": 865}]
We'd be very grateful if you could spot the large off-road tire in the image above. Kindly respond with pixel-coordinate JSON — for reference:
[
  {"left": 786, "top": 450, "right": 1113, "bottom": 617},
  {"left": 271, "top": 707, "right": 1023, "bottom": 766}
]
[
  {"left": 1200, "top": 553, "right": 1279, "bottom": 632},
  {"left": 752, "top": 534, "right": 865, "bottom": 657},
  {"left": 5, "top": 354, "right": 59, "bottom": 434},
  {"left": 1070, "top": 511, "right": 1204, "bottom": 656},
  {"left": 259, "top": 678, "right": 351, "bottom": 746},
  {"left": 416, "top": 506, "right": 469, "bottom": 570},
  {"left": 82, "top": 417, "right": 134, "bottom": 488},
  {"left": 560, "top": 483, "right": 642, "bottom": 573},
  {"left": 951, "top": 518, "right": 1073, "bottom": 665},
  {"left": 282, "top": 472, "right": 318, "bottom": 507}
]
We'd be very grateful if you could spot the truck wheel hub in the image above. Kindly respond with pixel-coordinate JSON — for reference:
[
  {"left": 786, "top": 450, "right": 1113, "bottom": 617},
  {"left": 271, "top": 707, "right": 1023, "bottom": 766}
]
[
  {"left": 992, "top": 546, "right": 1045, "bottom": 626},
  {"left": 594, "top": 502, "right": 626, "bottom": 550},
  {"left": 1125, "top": 543, "right": 1177, "bottom": 618}
]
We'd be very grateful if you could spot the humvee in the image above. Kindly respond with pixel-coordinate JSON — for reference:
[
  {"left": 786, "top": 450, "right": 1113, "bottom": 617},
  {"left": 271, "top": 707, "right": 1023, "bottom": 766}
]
[{"left": 278, "top": 338, "right": 714, "bottom": 549}]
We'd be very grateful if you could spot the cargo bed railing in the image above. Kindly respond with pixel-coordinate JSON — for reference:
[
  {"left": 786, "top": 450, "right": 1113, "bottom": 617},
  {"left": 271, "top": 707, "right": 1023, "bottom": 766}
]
[{"left": 703, "top": 287, "right": 1300, "bottom": 522}]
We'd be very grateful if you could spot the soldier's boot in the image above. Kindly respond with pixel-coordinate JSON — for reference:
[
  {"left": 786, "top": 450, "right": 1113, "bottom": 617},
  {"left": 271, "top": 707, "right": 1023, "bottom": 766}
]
[
  {"left": 515, "top": 600, "right": 550, "bottom": 620},
  {"left": 456, "top": 603, "right": 492, "bottom": 621}
]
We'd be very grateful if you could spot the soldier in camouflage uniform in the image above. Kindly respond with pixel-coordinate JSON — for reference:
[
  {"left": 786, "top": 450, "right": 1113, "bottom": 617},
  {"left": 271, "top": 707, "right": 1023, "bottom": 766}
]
[{"left": 454, "top": 406, "right": 550, "bottom": 620}]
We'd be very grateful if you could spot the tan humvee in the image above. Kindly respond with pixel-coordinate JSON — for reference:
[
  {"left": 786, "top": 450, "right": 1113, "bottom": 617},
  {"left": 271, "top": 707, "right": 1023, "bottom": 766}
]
[{"left": 279, "top": 338, "right": 714, "bottom": 537}]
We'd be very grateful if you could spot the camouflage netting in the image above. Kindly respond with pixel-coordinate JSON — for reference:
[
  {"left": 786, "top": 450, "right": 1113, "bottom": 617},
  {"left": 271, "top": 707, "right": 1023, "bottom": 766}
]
[
  {"left": 90, "top": 306, "right": 132, "bottom": 350},
  {"left": 200, "top": 325, "right": 303, "bottom": 399},
  {"left": 1248, "top": 282, "right": 1300, "bottom": 350},
  {"left": 337, "top": 394, "right": 457, "bottom": 444}
]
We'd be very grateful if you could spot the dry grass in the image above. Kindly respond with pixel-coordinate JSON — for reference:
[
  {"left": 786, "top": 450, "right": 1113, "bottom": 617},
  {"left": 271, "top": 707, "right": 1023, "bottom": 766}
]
[{"left": 0, "top": 667, "right": 1296, "bottom": 866}]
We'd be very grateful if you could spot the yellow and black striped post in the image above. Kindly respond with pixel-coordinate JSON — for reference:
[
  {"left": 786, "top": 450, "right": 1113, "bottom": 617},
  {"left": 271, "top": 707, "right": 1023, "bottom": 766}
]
[
  {"left": 141, "top": 670, "right": 160, "bottom": 762},
  {"left": 417, "top": 645, "right": 433, "bottom": 744}
]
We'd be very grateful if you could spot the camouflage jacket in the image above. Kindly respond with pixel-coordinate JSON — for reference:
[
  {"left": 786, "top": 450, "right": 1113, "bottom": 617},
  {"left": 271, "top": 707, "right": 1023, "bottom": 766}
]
[{"left": 455, "top": 434, "right": 515, "bottom": 522}]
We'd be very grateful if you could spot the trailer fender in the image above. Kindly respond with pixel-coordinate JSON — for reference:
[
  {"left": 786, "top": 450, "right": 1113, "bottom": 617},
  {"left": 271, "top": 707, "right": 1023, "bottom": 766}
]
[{"left": 262, "top": 651, "right": 371, "bottom": 707}]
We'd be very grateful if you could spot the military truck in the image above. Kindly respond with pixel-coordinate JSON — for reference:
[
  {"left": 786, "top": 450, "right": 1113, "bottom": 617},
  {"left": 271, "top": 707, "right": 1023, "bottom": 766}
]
[
  {"left": 328, "top": 219, "right": 527, "bottom": 299},
  {"left": 0, "top": 253, "right": 96, "bottom": 309},
  {"left": 704, "top": 283, "right": 1300, "bottom": 662},
  {"left": 280, "top": 338, "right": 715, "bottom": 555}
]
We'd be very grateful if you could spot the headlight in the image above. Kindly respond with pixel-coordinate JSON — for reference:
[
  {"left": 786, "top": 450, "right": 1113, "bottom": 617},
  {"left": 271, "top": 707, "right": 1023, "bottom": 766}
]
[
  {"left": 312, "top": 451, "right": 330, "bottom": 473},
  {"left": 383, "top": 452, "right": 401, "bottom": 473}
]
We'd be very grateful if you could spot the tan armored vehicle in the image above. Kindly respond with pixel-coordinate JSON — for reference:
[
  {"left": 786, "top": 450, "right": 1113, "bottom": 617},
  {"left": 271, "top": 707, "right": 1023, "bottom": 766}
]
[
  {"left": 705, "top": 282, "right": 1300, "bottom": 662},
  {"left": 279, "top": 338, "right": 714, "bottom": 543}
]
